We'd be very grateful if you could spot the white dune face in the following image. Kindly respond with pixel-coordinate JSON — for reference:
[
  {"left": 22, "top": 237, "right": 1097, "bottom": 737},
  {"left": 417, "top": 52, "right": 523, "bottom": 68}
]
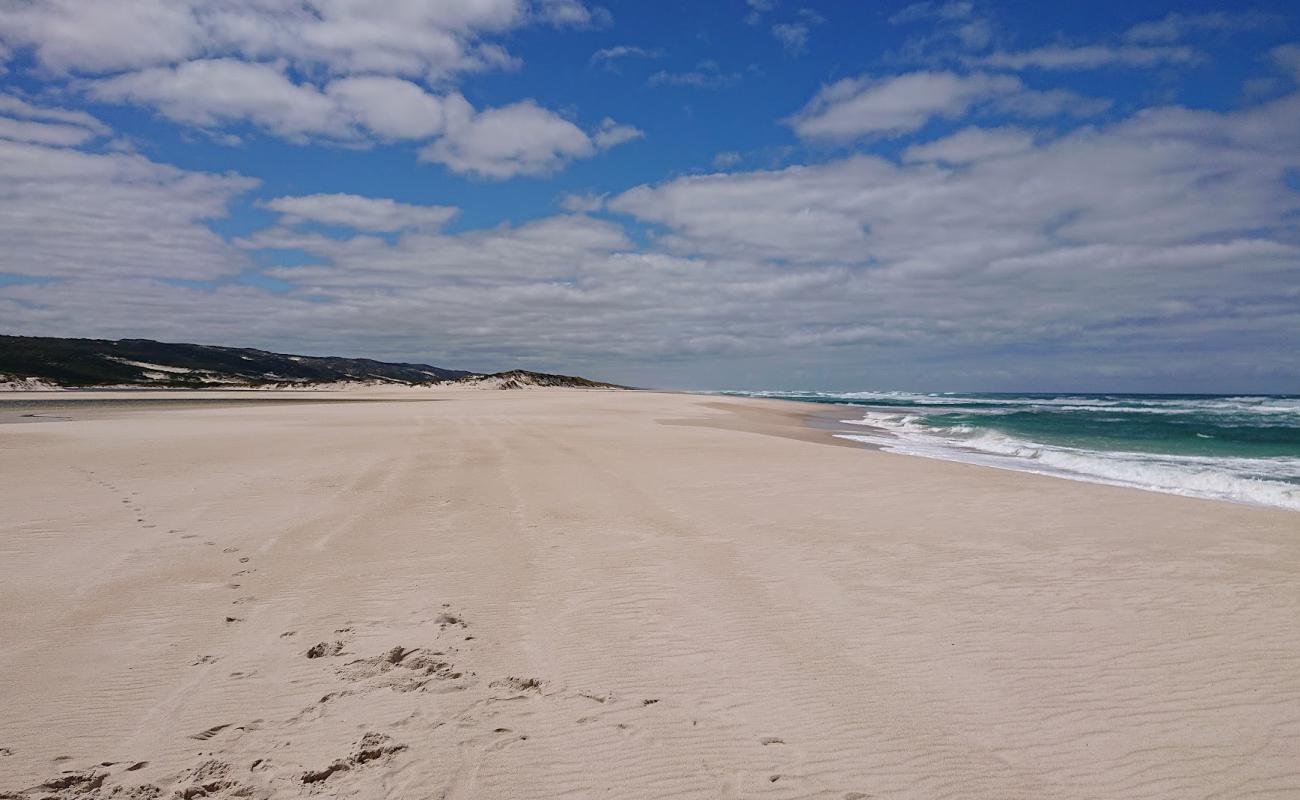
[{"left": 1, "top": 390, "right": 1298, "bottom": 799}]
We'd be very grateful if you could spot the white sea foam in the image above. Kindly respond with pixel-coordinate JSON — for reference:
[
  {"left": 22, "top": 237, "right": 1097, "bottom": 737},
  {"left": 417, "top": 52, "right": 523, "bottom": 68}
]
[{"left": 836, "top": 411, "right": 1300, "bottom": 511}]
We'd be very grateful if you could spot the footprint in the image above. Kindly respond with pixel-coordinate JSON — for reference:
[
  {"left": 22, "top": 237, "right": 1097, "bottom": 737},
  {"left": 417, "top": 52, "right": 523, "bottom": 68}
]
[
  {"left": 492, "top": 676, "right": 544, "bottom": 694},
  {"left": 305, "top": 641, "right": 345, "bottom": 659},
  {"left": 300, "top": 733, "right": 406, "bottom": 785},
  {"left": 190, "top": 724, "right": 231, "bottom": 741}
]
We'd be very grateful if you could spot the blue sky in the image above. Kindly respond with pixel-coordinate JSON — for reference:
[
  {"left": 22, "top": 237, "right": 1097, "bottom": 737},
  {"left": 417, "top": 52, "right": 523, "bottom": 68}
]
[{"left": 1, "top": 0, "right": 1299, "bottom": 391}]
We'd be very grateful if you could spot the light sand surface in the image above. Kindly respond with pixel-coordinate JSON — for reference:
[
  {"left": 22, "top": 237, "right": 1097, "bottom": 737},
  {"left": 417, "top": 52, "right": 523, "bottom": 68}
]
[{"left": 2, "top": 390, "right": 1298, "bottom": 799}]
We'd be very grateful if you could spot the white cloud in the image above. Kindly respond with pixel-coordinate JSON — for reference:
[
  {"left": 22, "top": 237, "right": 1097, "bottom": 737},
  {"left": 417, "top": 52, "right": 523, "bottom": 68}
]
[
  {"left": 1124, "top": 12, "right": 1273, "bottom": 44},
  {"left": 89, "top": 59, "right": 343, "bottom": 139},
  {"left": 0, "top": 115, "right": 98, "bottom": 146},
  {"left": 0, "top": 134, "right": 254, "bottom": 281},
  {"left": 261, "top": 194, "right": 458, "bottom": 232},
  {"left": 788, "top": 71, "right": 1110, "bottom": 141},
  {"left": 648, "top": 61, "right": 743, "bottom": 90},
  {"left": 326, "top": 77, "right": 447, "bottom": 140},
  {"left": 788, "top": 71, "right": 1021, "bottom": 139},
  {"left": 889, "top": 1, "right": 975, "bottom": 25},
  {"left": 888, "top": 1, "right": 993, "bottom": 56},
  {"left": 903, "top": 126, "right": 1036, "bottom": 163},
  {"left": 419, "top": 98, "right": 596, "bottom": 179},
  {"left": 0, "top": 0, "right": 602, "bottom": 79},
  {"left": 590, "top": 45, "right": 664, "bottom": 70},
  {"left": 593, "top": 117, "right": 644, "bottom": 149},
  {"left": 535, "top": 0, "right": 611, "bottom": 29},
  {"left": 772, "top": 23, "right": 811, "bottom": 55},
  {"left": 86, "top": 60, "right": 622, "bottom": 177},
  {"left": 1272, "top": 44, "right": 1300, "bottom": 83},
  {"left": 976, "top": 44, "right": 1198, "bottom": 70},
  {"left": 0, "top": 93, "right": 111, "bottom": 134},
  {"left": 559, "top": 192, "right": 607, "bottom": 213},
  {"left": 618, "top": 92, "right": 1300, "bottom": 271},
  {"left": 713, "top": 151, "right": 743, "bottom": 169},
  {"left": 4, "top": 89, "right": 1299, "bottom": 390},
  {"left": 1, "top": 0, "right": 615, "bottom": 178},
  {"left": 745, "top": 0, "right": 777, "bottom": 26}
]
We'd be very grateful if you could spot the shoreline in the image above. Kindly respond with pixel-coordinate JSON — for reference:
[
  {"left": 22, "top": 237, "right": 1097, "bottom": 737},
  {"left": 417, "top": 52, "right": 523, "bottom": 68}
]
[{"left": 4, "top": 386, "right": 1295, "bottom": 512}]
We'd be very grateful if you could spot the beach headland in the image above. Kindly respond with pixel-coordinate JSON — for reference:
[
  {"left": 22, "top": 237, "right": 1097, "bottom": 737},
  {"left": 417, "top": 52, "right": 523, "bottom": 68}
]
[{"left": 2, "top": 389, "right": 1298, "bottom": 799}]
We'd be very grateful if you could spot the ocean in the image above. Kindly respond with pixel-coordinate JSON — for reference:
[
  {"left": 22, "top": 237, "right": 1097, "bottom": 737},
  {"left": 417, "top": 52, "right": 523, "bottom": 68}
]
[{"left": 717, "top": 391, "right": 1300, "bottom": 511}]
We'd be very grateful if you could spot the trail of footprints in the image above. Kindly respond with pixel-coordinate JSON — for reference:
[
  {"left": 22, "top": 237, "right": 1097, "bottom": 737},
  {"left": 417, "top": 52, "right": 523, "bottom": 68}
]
[{"left": 0, "top": 602, "right": 868, "bottom": 799}]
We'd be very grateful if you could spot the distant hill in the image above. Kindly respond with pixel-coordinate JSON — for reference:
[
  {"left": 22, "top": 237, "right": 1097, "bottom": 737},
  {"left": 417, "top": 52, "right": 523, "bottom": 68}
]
[
  {"left": 0, "top": 335, "right": 624, "bottom": 390},
  {"left": 457, "top": 370, "right": 625, "bottom": 390}
]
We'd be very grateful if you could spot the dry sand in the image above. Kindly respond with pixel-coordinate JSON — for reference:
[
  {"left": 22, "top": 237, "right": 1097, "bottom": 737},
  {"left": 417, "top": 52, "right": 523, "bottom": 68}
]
[{"left": 1, "top": 389, "right": 1298, "bottom": 799}]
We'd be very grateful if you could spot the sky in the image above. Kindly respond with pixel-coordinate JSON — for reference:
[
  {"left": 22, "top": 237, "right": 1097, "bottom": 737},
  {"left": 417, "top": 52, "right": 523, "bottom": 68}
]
[{"left": 1, "top": 0, "right": 1298, "bottom": 392}]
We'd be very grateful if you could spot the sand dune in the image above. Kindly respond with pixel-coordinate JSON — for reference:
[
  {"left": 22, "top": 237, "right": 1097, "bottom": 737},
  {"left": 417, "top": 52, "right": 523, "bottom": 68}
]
[{"left": 1, "top": 390, "right": 1298, "bottom": 799}]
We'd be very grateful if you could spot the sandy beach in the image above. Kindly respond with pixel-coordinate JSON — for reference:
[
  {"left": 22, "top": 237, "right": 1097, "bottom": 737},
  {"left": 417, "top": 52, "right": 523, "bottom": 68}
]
[{"left": 2, "top": 389, "right": 1298, "bottom": 800}]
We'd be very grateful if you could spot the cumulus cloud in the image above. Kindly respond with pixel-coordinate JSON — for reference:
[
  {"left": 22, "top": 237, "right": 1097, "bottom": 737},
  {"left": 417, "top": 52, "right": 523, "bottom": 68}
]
[
  {"left": 0, "top": 0, "right": 601, "bottom": 79},
  {"left": 0, "top": 0, "right": 618, "bottom": 178},
  {"left": 618, "top": 92, "right": 1300, "bottom": 269},
  {"left": 90, "top": 59, "right": 342, "bottom": 139},
  {"left": 0, "top": 134, "right": 254, "bottom": 282},
  {"left": 325, "top": 77, "right": 448, "bottom": 140},
  {"left": 419, "top": 98, "right": 619, "bottom": 179},
  {"left": 4, "top": 88, "right": 1300, "bottom": 389},
  {"left": 85, "top": 59, "right": 627, "bottom": 177},
  {"left": 261, "top": 194, "right": 458, "bottom": 233}
]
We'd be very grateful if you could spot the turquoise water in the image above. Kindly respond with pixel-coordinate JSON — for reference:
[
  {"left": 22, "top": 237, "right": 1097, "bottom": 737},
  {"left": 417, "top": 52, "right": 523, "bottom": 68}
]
[{"left": 717, "top": 391, "right": 1300, "bottom": 510}]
